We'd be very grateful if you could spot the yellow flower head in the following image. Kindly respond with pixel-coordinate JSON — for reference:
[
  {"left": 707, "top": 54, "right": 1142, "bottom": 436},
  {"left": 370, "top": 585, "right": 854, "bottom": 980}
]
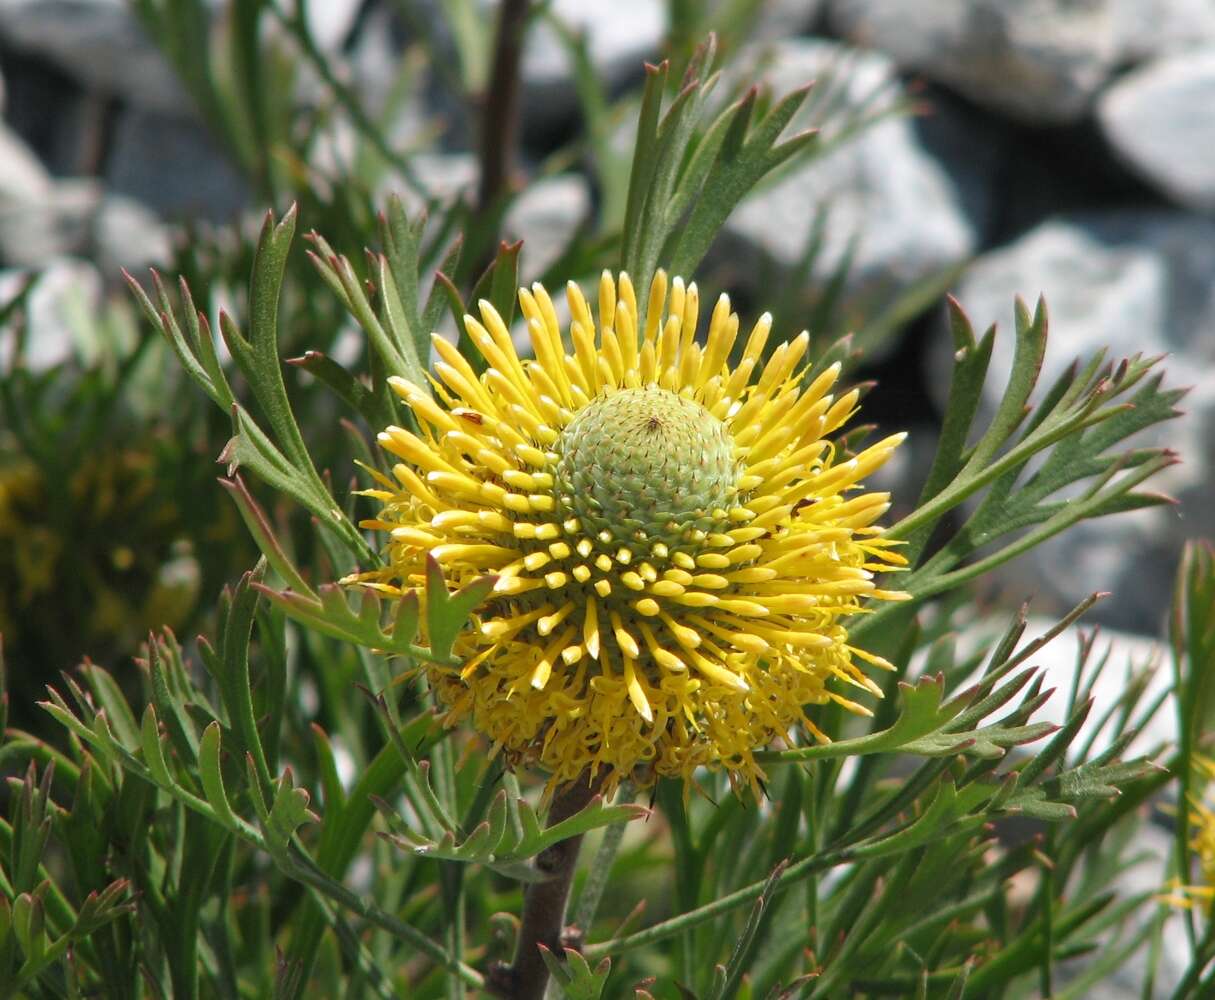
[
  {"left": 354, "top": 270, "right": 907, "bottom": 792},
  {"left": 1163, "top": 757, "right": 1215, "bottom": 909}
]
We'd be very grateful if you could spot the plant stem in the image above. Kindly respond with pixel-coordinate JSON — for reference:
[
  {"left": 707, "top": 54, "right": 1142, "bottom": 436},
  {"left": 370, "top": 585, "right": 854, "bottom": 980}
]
[
  {"left": 571, "top": 779, "right": 634, "bottom": 934},
  {"left": 475, "top": 0, "right": 529, "bottom": 272},
  {"left": 493, "top": 772, "right": 598, "bottom": 999}
]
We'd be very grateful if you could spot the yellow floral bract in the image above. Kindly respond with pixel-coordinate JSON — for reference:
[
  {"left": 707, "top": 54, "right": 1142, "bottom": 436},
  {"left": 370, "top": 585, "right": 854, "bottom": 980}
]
[{"left": 352, "top": 270, "right": 907, "bottom": 792}]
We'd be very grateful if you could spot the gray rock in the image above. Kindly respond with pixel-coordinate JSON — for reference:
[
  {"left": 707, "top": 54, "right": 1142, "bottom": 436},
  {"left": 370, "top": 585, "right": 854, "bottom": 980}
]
[
  {"left": 502, "top": 174, "right": 590, "bottom": 282},
  {"left": 946, "top": 212, "right": 1215, "bottom": 633},
  {"left": 0, "top": 0, "right": 364, "bottom": 115},
  {"left": 1110, "top": 0, "right": 1215, "bottom": 63},
  {"left": 0, "top": 258, "right": 103, "bottom": 371},
  {"left": 0, "top": 177, "right": 170, "bottom": 275},
  {"left": 718, "top": 40, "right": 978, "bottom": 323},
  {"left": 93, "top": 193, "right": 172, "bottom": 276},
  {"left": 752, "top": 0, "right": 826, "bottom": 39},
  {"left": 386, "top": 152, "right": 479, "bottom": 212},
  {"left": 520, "top": 0, "right": 666, "bottom": 132},
  {"left": 0, "top": 115, "right": 168, "bottom": 273},
  {"left": 0, "top": 0, "right": 192, "bottom": 115},
  {"left": 0, "top": 120, "right": 52, "bottom": 203},
  {"left": 105, "top": 108, "right": 249, "bottom": 221},
  {"left": 1099, "top": 48, "right": 1215, "bottom": 211},
  {"left": 0, "top": 177, "right": 101, "bottom": 268},
  {"left": 828, "top": 0, "right": 1122, "bottom": 124}
]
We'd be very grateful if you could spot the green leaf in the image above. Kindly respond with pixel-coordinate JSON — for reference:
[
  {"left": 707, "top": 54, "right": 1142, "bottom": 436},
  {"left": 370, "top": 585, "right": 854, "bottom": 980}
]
[
  {"left": 855, "top": 303, "right": 1182, "bottom": 645},
  {"left": 140, "top": 706, "right": 174, "bottom": 790},
  {"left": 707, "top": 859, "right": 790, "bottom": 1000},
  {"left": 540, "top": 945, "right": 612, "bottom": 1000},
  {"left": 198, "top": 722, "right": 240, "bottom": 831},
  {"left": 425, "top": 554, "right": 497, "bottom": 662},
  {"left": 265, "top": 769, "right": 319, "bottom": 854},
  {"left": 223, "top": 474, "right": 489, "bottom": 662},
  {"left": 469, "top": 239, "right": 523, "bottom": 330},
  {"left": 377, "top": 789, "right": 649, "bottom": 880},
  {"left": 755, "top": 674, "right": 960, "bottom": 764},
  {"left": 285, "top": 350, "right": 388, "bottom": 429}
]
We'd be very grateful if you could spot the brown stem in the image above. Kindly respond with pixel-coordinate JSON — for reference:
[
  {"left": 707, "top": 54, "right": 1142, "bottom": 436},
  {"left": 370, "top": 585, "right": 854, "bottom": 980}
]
[
  {"left": 476, "top": 0, "right": 530, "bottom": 247},
  {"left": 490, "top": 773, "right": 599, "bottom": 999}
]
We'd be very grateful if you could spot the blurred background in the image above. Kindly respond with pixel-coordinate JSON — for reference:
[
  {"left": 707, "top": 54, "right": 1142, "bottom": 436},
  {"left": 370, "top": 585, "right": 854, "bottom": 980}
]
[{"left": 0, "top": 0, "right": 1211, "bottom": 732}]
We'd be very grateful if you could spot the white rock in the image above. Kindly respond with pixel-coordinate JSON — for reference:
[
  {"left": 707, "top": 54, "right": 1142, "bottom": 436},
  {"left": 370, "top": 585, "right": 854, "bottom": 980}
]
[
  {"left": 0, "top": 178, "right": 101, "bottom": 267},
  {"left": 519, "top": 0, "right": 667, "bottom": 132},
  {"left": 1110, "top": 0, "right": 1215, "bottom": 62},
  {"left": 502, "top": 173, "right": 590, "bottom": 282},
  {"left": 0, "top": 120, "right": 50, "bottom": 202},
  {"left": 385, "top": 152, "right": 479, "bottom": 212},
  {"left": 0, "top": 258, "right": 103, "bottom": 371},
  {"left": 1099, "top": 47, "right": 1215, "bottom": 211},
  {"left": 828, "top": 0, "right": 1121, "bottom": 124},
  {"left": 523, "top": 0, "right": 665, "bottom": 86},
  {"left": 93, "top": 194, "right": 172, "bottom": 276},
  {"left": 945, "top": 212, "right": 1215, "bottom": 633},
  {"left": 752, "top": 0, "right": 825, "bottom": 40},
  {"left": 281, "top": 0, "right": 361, "bottom": 53},
  {"left": 719, "top": 40, "right": 978, "bottom": 314}
]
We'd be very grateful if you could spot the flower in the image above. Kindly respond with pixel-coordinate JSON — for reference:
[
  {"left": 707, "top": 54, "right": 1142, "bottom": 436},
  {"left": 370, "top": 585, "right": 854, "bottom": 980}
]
[
  {"left": 353, "top": 270, "right": 907, "bottom": 792},
  {"left": 1162, "top": 757, "right": 1215, "bottom": 909}
]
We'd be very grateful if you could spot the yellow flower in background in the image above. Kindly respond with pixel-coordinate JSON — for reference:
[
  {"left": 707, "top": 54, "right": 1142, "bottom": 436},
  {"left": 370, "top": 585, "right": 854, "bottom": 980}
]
[
  {"left": 1162, "top": 757, "right": 1215, "bottom": 909},
  {"left": 353, "top": 270, "right": 908, "bottom": 792}
]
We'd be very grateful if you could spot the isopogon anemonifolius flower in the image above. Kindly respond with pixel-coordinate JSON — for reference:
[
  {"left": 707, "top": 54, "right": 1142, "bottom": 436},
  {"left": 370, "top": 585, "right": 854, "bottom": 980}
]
[{"left": 349, "top": 269, "right": 909, "bottom": 793}]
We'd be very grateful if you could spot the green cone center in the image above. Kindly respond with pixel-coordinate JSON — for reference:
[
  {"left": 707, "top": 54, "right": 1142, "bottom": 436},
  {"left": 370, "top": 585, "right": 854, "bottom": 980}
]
[{"left": 554, "top": 387, "right": 739, "bottom": 545}]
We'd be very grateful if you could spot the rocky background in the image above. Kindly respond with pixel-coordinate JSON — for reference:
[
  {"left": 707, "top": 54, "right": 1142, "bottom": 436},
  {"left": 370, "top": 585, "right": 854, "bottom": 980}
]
[
  {"left": 1, "top": 2, "right": 1208, "bottom": 991},
  {"left": 4, "top": 1, "right": 1211, "bottom": 653}
]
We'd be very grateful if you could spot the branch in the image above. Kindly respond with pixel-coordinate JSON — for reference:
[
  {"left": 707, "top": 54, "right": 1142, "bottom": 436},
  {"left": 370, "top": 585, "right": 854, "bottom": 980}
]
[
  {"left": 489, "top": 772, "right": 599, "bottom": 999},
  {"left": 475, "top": 0, "right": 530, "bottom": 272}
]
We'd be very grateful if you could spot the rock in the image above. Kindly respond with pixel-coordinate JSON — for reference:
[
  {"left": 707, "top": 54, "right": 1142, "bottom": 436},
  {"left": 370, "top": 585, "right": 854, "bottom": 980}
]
[
  {"left": 0, "top": 0, "right": 192, "bottom": 115},
  {"left": 828, "top": 0, "right": 1122, "bottom": 124},
  {"left": 0, "top": 0, "right": 364, "bottom": 116},
  {"left": 502, "top": 173, "right": 591, "bottom": 282},
  {"left": 385, "top": 152, "right": 479, "bottom": 212},
  {"left": 0, "top": 177, "right": 101, "bottom": 268},
  {"left": 0, "top": 115, "right": 168, "bottom": 273},
  {"left": 520, "top": 0, "right": 667, "bottom": 136},
  {"left": 0, "top": 258, "right": 103, "bottom": 371},
  {"left": 1110, "top": 0, "right": 1215, "bottom": 63},
  {"left": 0, "top": 120, "right": 52, "bottom": 202},
  {"left": 945, "top": 211, "right": 1215, "bottom": 633},
  {"left": 105, "top": 108, "right": 250, "bottom": 221},
  {"left": 1098, "top": 48, "right": 1215, "bottom": 211},
  {"left": 752, "top": 0, "right": 826, "bottom": 39},
  {"left": 717, "top": 40, "right": 979, "bottom": 331},
  {"left": 0, "top": 180, "right": 169, "bottom": 275},
  {"left": 93, "top": 193, "right": 172, "bottom": 276}
]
